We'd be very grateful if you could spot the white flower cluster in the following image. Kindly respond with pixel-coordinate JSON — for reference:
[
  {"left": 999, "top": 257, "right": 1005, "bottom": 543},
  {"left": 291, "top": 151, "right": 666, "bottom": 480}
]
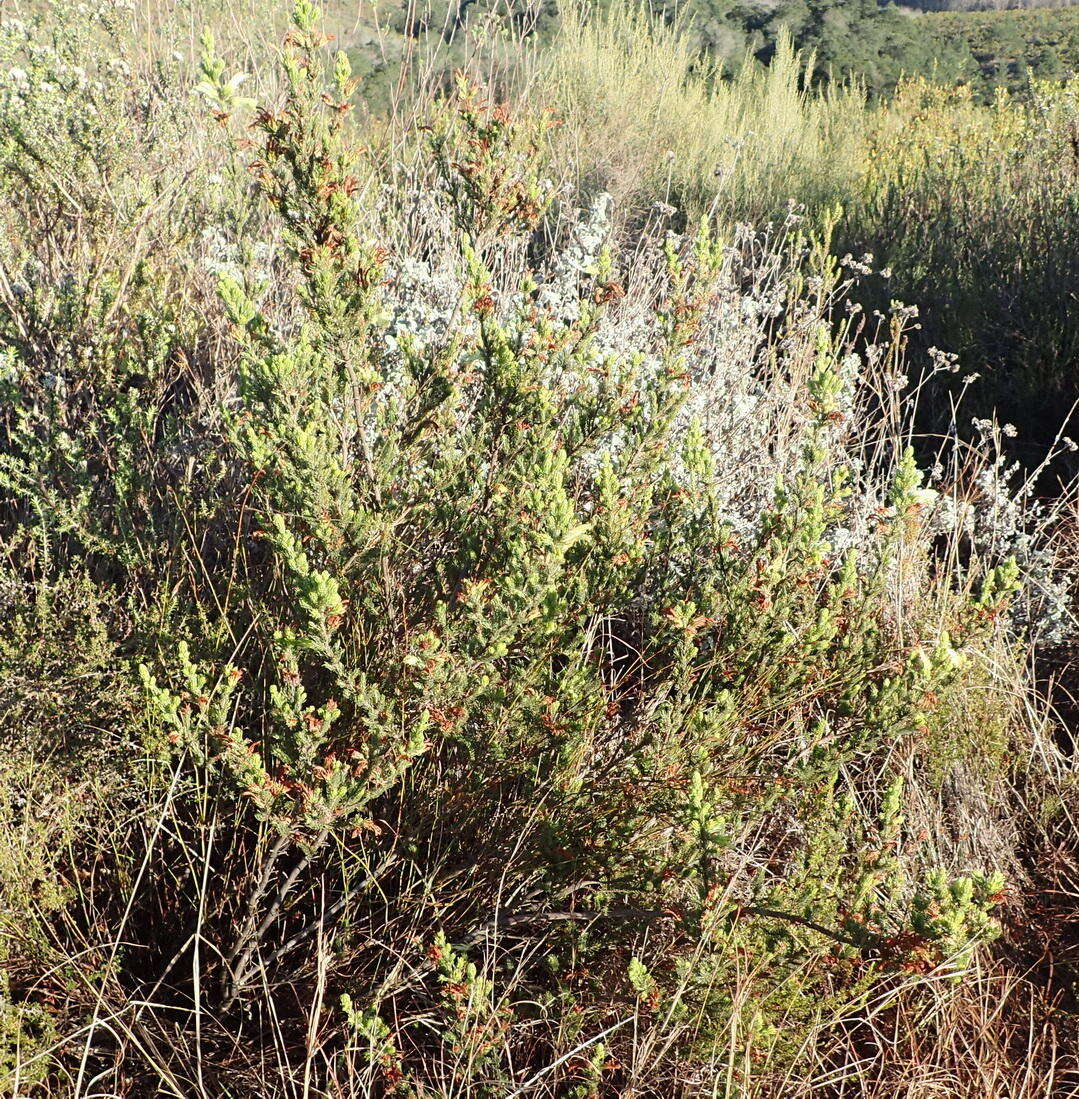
[{"left": 970, "top": 460, "right": 1072, "bottom": 642}]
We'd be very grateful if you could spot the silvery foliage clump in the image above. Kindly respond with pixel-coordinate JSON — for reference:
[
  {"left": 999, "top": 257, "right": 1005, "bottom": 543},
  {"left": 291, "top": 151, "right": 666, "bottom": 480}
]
[
  {"left": 374, "top": 187, "right": 883, "bottom": 547},
  {"left": 200, "top": 227, "right": 275, "bottom": 285},
  {"left": 943, "top": 454, "right": 1072, "bottom": 643},
  {"left": 533, "top": 190, "right": 615, "bottom": 319},
  {"left": 365, "top": 179, "right": 1073, "bottom": 641},
  {"left": 917, "top": 397, "right": 1074, "bottom": 643}
]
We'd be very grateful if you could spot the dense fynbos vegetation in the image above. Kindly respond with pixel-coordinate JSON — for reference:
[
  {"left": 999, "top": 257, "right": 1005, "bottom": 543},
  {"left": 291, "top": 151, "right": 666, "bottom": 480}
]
[
  {"left": 1, "top": 1, "right": 1078, "bottom": 1096},
  {"left": 920, "top": 6, "right": 1079, "bottom": 95}
]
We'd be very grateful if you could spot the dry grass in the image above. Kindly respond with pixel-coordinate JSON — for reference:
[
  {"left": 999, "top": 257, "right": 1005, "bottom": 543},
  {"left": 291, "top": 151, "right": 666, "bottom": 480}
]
[{"left": 524, "top": 4, "right": 867, "bottom": 223}]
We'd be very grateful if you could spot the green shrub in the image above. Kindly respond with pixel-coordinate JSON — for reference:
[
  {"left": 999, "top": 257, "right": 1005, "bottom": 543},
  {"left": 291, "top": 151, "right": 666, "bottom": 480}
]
[{"left": 0, "top": 4, "right": 1072, "bottom": 1096}]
